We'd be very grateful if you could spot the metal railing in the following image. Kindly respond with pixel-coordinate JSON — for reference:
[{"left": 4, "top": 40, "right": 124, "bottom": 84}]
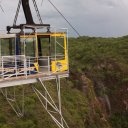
[
  {"left": 0, "top": 55, "right": 27, "bottom": 79},
  {"left": 0, "top": 55, "right": 68, "bottom": 80}
]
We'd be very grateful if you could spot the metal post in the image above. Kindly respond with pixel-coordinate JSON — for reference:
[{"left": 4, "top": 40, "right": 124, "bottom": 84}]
[
  {"left": 48, "top": 56, "right": 50, "bottom": 75},
  {"left": 24, "top": 56, "right": 27, "bottom": 78},
  {"left": 15, "top": 56, "right": 17, "bottom": 77},
  {"left": 55, "top": 28, "right": 57, "bottom": 72},
  {"left": 66, "top": 29, "right": 69, "bottom": 73},
  {"left": 29, "top": 57, "right": 31, "bottom": 75},
  {"left": 56, "top": 76, "right": 63, "bottom": 126},
  {"left": 2, "top": 56, "right": 3, "bottom": 79}
]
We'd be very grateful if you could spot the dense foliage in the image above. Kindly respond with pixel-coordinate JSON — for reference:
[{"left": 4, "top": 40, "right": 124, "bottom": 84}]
[{"left": 69, "top": 36, "right": 128, "bottom": 128}]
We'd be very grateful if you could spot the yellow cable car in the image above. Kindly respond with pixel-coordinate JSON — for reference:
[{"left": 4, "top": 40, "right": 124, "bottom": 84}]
[{"left": 0, "top": 28, "right": 69, "bottom": 80}]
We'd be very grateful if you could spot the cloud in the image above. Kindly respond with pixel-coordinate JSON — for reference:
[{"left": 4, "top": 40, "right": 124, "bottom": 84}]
[
  {"left": 0, "top": 0, "right": 128, "bottom": 37},
  {"left": 94, "top": 0, "right": 118, "bottom": 7}
]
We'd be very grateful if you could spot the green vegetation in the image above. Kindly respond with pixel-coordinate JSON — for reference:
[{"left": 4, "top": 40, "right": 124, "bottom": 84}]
[
  {"left": 0, "top": 81, "right": 94, "bottom": 128},
  {"left": 69, "top": 36, "right": 128, "bottom": 128},
  {"left": 0, "top": 36, "right": 128, "bottom": 128}
]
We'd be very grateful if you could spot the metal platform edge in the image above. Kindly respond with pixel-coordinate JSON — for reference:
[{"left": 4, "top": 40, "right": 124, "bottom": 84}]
[{"left": 0, "top": 73, "right": 69, "bottom": 88}]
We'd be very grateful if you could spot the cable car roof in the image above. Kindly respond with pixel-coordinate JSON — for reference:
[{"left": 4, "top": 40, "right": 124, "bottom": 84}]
[{"left": 0, "top": 34, "right": 16, "bottom": 39}]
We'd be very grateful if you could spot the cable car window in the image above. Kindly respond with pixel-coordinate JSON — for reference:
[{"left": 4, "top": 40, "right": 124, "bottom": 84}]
[
  {"left": 50, "top": 37, "right": 55, "bottom": 57},
  {"left": 50, "top": 36, "right": 65, "bottom": 60},
  {"left": 56, "top": 36, "right": 65, "bottom": 56},
  {"left": 37, "top": 35, "right": 65, "bottom": 60},
  {"left": 0, "top": 38, "right": 15, "bottom": 56},
  {"left": 16, "top": 38, "right": 24, "bottom": 55},
  {"left": 20, "top": 37, "right": 36, "bottom": 57},
  {"left": 38, "top": 36, "right": 50, "bottom": 57}
]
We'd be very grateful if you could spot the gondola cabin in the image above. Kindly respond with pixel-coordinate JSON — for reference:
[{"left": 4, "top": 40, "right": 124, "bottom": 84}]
[{"left": 0, "top": 27, "right": 69, "bottom": 87}]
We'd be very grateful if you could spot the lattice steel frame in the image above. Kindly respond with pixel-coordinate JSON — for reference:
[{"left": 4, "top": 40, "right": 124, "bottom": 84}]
[{"left": 32, "top": 77, "right": 69, "bottom": 128}]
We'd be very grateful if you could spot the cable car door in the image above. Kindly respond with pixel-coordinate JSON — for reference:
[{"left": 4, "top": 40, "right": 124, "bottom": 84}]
[{"left": 37, "top": 35, "right": 51, "bottom": 73}]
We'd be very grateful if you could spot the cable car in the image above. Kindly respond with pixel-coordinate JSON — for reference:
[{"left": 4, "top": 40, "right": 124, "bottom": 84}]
[
  {"left": 0, "top": 27, "right": 69, "bottom": 80},
  {"left": 0, "top": 0, "right": 69, "bottom": 84}
]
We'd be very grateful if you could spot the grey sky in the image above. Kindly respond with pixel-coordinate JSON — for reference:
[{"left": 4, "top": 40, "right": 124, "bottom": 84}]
[{"left": 0, "top": 0, "right": 128, "bottom": 37}]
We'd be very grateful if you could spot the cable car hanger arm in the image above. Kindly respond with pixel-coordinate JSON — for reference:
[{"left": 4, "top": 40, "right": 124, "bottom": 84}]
[{"left": 7, "top": 0, "right": 50, "bottom": 33}]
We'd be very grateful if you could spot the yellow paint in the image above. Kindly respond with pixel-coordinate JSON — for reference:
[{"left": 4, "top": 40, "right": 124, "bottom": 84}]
[
  {"left": 51, "top": 59, "right": 68, "bottom": 72},
  {"left": 37, "top": 33, "right": 66, "bottom": 37},
  {"left": 34, "top": 62, "right": 39, "bottom": 72}
]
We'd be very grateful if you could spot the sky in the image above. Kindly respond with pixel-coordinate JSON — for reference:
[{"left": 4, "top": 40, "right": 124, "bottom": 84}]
[{"left": 0, "top": 0, "right": 128, "bottom": 37}]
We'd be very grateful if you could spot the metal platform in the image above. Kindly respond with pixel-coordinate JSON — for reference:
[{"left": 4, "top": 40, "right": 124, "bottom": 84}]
[
  {"left": 0, "top": 54, "right": 69, "bottom": 88},
  {"left": 0, "top": 72, "right": 69, "bottom": 88}
]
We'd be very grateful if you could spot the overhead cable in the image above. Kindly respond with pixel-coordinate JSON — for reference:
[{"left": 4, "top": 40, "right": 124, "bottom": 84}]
[
  {"left": 47, "top": 0, "right": 81, "bottom": 37},
  {"left": 41, "top": 0, "right": 44, "bottom": 6},
  {"left": 0, "top": 0, "right": 4, "bottom": 13}
]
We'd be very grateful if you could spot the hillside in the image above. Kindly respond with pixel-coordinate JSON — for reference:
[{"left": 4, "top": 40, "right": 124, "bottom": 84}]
[
  {"left": 0, "top": 36, "right": 128, "bottom": 128},
  {"left": 69, "top": 36, "right": 128, "bottom": 128}
]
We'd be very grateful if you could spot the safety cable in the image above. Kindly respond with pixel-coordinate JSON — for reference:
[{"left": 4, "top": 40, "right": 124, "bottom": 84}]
[
  {"left": 47, "top": 0, "right": 81, "bottom": 37},
  {"left": 13, "top": 0, "right": 22, "bottom": 26},
  {"left": 0, "top": 0, "right": 4, "bottom": 13},
  {"left": 41, "top": 0, "right": 44, "bottom": 6},
  {"left": 32, "top": 0, "right": 43, "bottom": 24}
]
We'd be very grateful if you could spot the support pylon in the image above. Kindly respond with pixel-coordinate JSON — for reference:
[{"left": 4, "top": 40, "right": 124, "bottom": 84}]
[
  {"left": 0, "top": 86, "right": 24, "bottom": 117},
  {"left": 32, "top": 77, "right": 69, "bottom": 128}
]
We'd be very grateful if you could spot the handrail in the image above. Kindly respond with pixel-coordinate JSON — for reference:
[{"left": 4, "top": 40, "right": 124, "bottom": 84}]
[{"left": 0, "top": 55, "right": 68, "bottom": 80}]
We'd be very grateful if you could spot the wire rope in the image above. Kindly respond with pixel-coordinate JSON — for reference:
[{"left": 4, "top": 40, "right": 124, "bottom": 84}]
[{"left": 47, "top": 0, "right": 81, "bottom": 37}]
